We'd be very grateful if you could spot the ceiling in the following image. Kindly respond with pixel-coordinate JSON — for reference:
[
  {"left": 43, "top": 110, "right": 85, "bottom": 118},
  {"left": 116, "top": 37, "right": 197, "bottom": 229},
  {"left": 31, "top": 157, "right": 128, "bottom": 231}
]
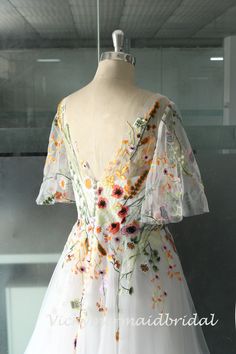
[{"left": 0, "top": 0, "right": 236, "bottom": 48}]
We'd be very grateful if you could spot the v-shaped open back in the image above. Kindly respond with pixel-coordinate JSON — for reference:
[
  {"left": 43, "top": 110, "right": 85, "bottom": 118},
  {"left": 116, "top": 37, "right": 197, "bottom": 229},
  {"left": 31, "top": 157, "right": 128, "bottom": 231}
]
[{"left": 62, "top": 92, "right": 162, "bottom": 184}]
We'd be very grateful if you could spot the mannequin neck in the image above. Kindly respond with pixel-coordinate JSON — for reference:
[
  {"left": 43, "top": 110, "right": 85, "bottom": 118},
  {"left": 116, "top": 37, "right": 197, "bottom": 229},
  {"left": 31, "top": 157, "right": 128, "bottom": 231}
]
[{"left": 92, "top": 58, "right": 135, "bottom": 86}]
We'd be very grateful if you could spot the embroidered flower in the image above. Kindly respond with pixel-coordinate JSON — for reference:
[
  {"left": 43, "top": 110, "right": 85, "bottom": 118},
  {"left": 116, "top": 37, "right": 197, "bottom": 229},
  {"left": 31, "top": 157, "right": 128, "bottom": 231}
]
[
  {"left": 85, "top": 178, "right": 92, "bottom": 189},
  {"left": 96, "top": 226, "right": 102, "bottom": 233},
  {"left": 128, "top": 144, "right": 136, "bottom": 154},
  {"left": 114, "top": 236, "right": 121, "bottom": 243},
  {"left": 117, "top": 206, "right": 129, "bottom": 218},
  {"left": 59, "top": 178, "right": 66, "bottom": 189},
  {"left": 79, "top": 265, "right": 86, "bottom": 273},
  {"left": 111, "top": 184, "right": 124, "bottom": 198},
  {"left": 54, "top": 191, "right": 63, "bottom": 200},
  {"left": 140, "top": 136, "right": 149, "bottom": 145},
  {"left": 140, "top": 264, "right": 149, "bottom": 272},
  {"left": 127, "top": 242, "right": 135, "bottom": 249},
  {"left": 121, "top": 221, "right": 140, "bottom": 237},
  {"left": 97, "top": 197, "right": 108, "bottom": 209},
  {"left": 114, "top": 259, "right": 121, "bottom": 269},
  {"left": 134, "top": 116, "right": 147, "bottom": 128},
  {"left": 108, "top": 222, "right": 120, "bottom": 235}
]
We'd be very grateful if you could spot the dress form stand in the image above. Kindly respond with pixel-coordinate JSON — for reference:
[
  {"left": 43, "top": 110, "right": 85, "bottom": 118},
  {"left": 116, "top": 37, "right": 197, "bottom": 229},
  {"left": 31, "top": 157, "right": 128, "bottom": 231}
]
[
  {"left": 65, "top": 29, "right": 162, "bottom": 182},
  {"left": 100, "top": 29, "right": 136, "bottom": 66}
]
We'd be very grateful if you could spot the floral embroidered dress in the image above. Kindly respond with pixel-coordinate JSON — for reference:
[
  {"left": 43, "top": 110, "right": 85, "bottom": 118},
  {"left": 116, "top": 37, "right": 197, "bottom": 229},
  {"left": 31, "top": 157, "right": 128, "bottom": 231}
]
[{"left": 24, "top": 93, "right": 210, "bottom": 354}]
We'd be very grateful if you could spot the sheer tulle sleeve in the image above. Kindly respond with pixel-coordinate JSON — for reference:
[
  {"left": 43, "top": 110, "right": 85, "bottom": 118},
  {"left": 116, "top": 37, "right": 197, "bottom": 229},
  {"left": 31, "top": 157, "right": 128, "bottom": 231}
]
[
  {"left": 35, "top": 101, "right": 75, "bottom": 205},
  {"left": 140, "top": 100, "right": 209, "bottom": 225}
]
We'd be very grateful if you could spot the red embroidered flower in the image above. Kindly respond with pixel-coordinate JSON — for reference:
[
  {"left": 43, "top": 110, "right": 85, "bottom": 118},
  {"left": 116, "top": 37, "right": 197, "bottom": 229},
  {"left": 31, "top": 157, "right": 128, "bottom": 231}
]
[
  {"left": 97, "top": 196, "right": 108, "bottom": 208},
  {"left": 108, "top": 222, "right": 120, "bottom": 234},
  {"left": 117, "top": 206, "right": 129, "bottom": 218},
  {"left": 111, "top": 184, "right": 124, "bottom": 198}
]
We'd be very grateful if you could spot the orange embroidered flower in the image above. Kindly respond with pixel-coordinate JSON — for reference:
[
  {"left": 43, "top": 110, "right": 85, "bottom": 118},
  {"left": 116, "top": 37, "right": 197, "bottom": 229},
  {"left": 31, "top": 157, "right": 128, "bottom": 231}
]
[
  {"left": 124, "top": 183, "right": 132, "bottom": 194},
  {"left": 141, "top": 136, "right": 149, "bottom": 145},
  {"left": 87, "top": 224, "right": 94, "bottom": 232},
  {"left": 127, "top": 242, "right": 135, "bottom": 249},
  {"left": 108, "top": 222, "right": 120, "bottom": 234},
  {"left": 96, "top": 226, "right": 102, "bottom": 233},
  {"left": 54, "top": 191, "right": 63, "bottom": 200}
]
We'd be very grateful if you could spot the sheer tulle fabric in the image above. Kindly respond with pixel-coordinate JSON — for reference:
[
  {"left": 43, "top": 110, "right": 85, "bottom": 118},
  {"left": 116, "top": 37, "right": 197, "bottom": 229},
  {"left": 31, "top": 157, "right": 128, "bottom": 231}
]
[
  {"left": 24, "top": 224, "right": 210, "bottom": 354},
  {"left": 36, "top": 108, "right": 75, "bottom": 205},
  {"left": 140, "top": 101, "right": 209, "bottom": 225}
]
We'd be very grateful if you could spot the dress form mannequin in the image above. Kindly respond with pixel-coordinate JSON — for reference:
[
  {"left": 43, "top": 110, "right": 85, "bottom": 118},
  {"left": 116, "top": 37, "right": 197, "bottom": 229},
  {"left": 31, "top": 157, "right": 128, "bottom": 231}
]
[{"left": 65, "top": 32, "right": 165, "bottom": 182}]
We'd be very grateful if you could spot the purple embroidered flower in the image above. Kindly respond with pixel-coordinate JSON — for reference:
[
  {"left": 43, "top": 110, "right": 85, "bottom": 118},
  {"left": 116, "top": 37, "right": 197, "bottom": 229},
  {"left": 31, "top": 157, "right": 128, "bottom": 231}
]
[
  {"left": 114, "top": 236, "right": 120, "bottom": 243},
  {"left": 128, "top": 144, "right": 136, "bottom": 153}
]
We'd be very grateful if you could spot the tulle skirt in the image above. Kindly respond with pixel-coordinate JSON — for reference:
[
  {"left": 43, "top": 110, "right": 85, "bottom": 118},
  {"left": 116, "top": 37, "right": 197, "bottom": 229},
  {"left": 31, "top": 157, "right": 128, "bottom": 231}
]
[{"left": 24, "top": 222, "right": 210, "bottom": 354}]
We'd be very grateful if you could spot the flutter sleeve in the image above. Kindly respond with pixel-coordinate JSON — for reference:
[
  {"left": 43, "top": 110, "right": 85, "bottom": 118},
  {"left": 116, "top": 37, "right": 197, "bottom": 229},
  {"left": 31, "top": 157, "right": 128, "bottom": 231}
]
[
  {"left": 140, "top": 100, "right": 209, "bottom": 225},
  {"left": 35, "top": 100, "right": 75, "bottom": 205}
]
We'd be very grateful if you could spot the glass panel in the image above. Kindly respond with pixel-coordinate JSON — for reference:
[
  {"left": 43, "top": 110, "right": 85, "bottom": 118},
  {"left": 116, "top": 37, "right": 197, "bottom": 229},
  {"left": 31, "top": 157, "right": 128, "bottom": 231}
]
[{"left": 0, "top": 5, "right": 234, "bottom": 354}]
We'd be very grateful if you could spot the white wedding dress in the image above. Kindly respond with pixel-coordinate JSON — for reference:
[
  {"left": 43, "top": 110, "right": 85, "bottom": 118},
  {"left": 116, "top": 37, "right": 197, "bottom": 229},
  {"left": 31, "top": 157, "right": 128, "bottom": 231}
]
[{"left": 24, "top": 93, "right": 210, "bottom": 353}]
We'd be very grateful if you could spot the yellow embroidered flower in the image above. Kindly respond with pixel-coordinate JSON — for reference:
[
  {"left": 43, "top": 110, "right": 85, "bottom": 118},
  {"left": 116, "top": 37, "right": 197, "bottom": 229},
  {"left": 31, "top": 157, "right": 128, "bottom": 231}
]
[
  {"left": 59, "top": 178, "right": 66, "bottom": 189},
  {"left": 104, "top": 175, "right": 115, "bottom": 187},
  {"left": 107, "top": 254, "right": 113, "bottom": 261},
  {"left": 85, "top": 178, "right": 92, "bottom": 189}
]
